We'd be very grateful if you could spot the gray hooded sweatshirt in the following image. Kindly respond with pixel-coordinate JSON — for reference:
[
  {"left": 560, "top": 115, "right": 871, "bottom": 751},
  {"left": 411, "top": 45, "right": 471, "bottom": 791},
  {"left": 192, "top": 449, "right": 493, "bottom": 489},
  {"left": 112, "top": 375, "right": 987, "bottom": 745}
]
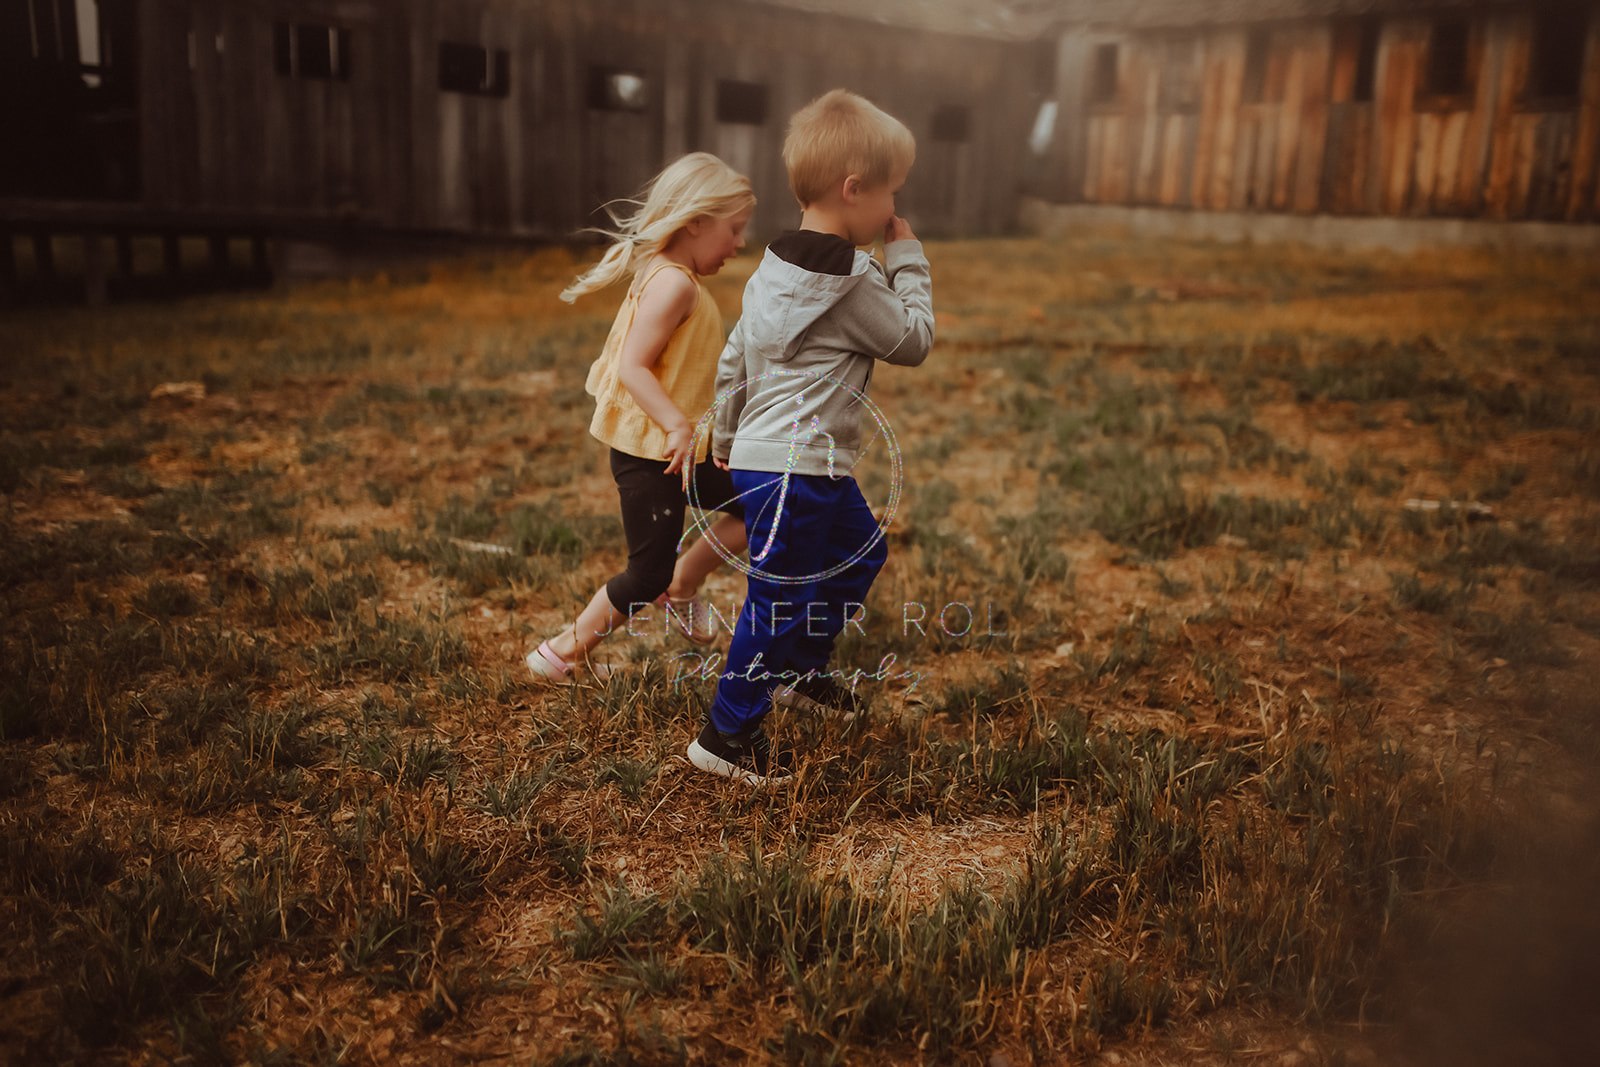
[{"left": 710, "top": 237, "right": 934, "bottom": 476}]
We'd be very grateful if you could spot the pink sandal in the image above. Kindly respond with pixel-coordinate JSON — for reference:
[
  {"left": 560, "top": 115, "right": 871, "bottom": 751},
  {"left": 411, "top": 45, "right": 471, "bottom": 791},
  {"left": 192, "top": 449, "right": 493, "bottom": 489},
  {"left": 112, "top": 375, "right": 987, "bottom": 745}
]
[
  {"left": 655, "top": 592, "right": 720, "bottom": 646},
  {"left": 526, "top": 640, "right": 615, "bottom": 683}
]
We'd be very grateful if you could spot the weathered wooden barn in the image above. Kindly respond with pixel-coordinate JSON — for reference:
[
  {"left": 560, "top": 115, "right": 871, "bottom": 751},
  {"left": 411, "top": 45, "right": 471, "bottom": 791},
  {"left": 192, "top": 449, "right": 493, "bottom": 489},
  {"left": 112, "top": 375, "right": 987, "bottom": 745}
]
[
  {"left": 1025, "top": 0, "right": 1600, "bottom": 222},
  {"left": 0, "top": 0, "right": 1038, "bottom": 259}
]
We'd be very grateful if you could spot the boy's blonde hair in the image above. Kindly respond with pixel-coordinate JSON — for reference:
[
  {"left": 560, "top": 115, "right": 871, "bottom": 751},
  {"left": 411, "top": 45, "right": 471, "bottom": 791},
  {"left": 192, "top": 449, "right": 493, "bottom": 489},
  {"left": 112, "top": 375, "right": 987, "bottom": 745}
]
[
  {"left": 562, "top": 152, "right": 755, "bottom": 303},
  {"left": 783, "top": 89, "right": 916, "bottom": 208}
]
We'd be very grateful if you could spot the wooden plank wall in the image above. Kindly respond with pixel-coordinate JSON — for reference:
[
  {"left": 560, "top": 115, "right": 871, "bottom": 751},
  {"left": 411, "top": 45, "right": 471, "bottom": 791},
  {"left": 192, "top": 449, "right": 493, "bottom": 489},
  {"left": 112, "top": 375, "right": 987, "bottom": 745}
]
[
  {"left": 1068, "top": 6, "right": 1600, "bottom": 222},
  {"left": 140, "top": 0, "right": 397, "bottom": 221},
  {"left": 137, "top": 0, "right": 202, "bottom": 210},
  {"left": 132, "top": 0, "right": 1033, "bottom": 238}
]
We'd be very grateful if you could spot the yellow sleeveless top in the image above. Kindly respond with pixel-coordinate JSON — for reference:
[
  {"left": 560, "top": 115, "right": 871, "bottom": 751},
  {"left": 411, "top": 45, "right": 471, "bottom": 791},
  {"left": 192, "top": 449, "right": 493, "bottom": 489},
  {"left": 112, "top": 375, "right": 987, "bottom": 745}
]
[{"left": 585, "top": 259, "right": 724, "bottom": 463}]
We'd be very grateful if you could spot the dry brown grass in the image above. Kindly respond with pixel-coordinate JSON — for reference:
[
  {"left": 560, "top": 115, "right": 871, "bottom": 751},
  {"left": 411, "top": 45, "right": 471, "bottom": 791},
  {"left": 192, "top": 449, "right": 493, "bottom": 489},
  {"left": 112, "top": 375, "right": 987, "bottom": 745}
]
[{"left": 2, "top": 232, "right": 1598, "bottom": 1065}]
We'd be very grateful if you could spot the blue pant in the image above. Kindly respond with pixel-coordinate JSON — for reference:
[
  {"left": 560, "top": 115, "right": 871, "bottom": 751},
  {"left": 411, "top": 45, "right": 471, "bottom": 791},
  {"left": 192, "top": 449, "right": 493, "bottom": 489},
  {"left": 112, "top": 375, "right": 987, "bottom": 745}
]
[{"left": 709, "top": 468, "right": 888, "bottom": 735}]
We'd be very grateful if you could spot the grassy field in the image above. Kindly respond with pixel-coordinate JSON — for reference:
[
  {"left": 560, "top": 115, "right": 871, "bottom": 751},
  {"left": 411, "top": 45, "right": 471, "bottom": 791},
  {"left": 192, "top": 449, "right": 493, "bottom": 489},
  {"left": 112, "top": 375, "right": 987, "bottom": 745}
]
[{"left": 2, "top": 233, "right": 1599, "bottom": 1065}]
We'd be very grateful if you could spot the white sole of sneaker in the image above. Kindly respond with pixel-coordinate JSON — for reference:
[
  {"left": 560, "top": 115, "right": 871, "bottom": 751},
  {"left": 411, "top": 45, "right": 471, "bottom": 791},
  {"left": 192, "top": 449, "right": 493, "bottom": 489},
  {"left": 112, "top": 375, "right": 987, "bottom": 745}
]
[{"left": 686, "top": 738, "right": 788, "bottom": 787}]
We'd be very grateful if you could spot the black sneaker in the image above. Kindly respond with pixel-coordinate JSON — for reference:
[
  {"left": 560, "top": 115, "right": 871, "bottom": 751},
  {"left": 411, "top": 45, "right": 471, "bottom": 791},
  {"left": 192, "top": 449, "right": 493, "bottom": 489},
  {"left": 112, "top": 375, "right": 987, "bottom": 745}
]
[
  {"left": 686, "top": 720, "right": 794, "bottom": 786},
  {"left": 773, "top": 673, "right": 863, "bottom": 721}
]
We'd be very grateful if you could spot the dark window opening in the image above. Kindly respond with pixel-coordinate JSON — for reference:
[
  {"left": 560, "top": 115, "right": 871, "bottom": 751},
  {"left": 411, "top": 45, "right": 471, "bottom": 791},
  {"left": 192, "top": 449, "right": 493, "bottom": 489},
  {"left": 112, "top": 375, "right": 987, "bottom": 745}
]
[
  {"left": 716, "top": 79, "right": 767, "bottom": 125},
  {"left": 1424, "top": 19, "right": 1469, "bottom": 96},
  {"left": 1029, "top": 38, "right": 1058, "bottom": 95},
  {"left": 1159, "top": 38, "right": 1199, "bottom": 112},
  {"left": 1528, "top": 8, "right": 1587, "bottom": 101},
  {"left": 10, "top": 0, "right": 120, "bottom": 90},
  {"left": 1243, "top": 29, "right": 1272, "bottom": 103},
  {"left": 439, "top": 41, "right": 509, "bottom": 97},
  {"left": 2, "top": 0, "right": 140, "bottom": 200},
  {"left": 1088, "top": 42, "right": 1119, "bottom": 104},
  {"left": 273, "top": 21, "right": 351, "bottom": 81},
  {"left": 931, "top": 104, "right": 971, "bottom": 143},
  {"left": 13, "top": 0, "right": 105, "bottom": 66},
  {"left": 588, "top": 66, "right": 649, "bottom": 111},
  {"left": 18, "top": 0, "right": 66, "bottom": 61},
  {"left": 1353, "top": 18, "right": 1380, "bottom": 102}
]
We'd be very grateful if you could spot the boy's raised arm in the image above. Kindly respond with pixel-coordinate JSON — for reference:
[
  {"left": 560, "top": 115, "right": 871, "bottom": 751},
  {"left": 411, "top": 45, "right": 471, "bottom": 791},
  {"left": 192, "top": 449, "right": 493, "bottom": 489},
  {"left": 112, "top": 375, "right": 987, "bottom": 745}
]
[{"left": 840, "top": 237, "right": 934, "bottom": 368}]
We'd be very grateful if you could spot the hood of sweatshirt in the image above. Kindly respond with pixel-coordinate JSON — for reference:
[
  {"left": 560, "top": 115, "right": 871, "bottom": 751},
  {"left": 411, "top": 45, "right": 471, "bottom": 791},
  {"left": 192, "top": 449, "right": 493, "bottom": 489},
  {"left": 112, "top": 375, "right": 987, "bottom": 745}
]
[
  {"left": 712, "top": 236, "right": 933, "bottom": 478},
  {"left": 741, "top": 246, "right": 879, "bottom": 363}
]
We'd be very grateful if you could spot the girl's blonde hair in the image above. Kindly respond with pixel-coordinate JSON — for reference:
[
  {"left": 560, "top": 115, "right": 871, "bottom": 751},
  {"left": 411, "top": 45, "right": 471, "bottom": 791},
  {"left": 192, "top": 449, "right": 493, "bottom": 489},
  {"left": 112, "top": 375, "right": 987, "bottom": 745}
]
[{"left": 561, "top": 152, "right": 756, "bottom": 303}]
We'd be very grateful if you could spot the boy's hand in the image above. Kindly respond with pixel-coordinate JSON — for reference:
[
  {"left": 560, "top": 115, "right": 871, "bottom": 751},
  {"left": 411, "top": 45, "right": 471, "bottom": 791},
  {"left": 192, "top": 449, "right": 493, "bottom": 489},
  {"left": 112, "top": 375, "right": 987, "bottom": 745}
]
[
  {"left": 885, "top": 216, "right": 916, "bottom": 244},
  {"left": 712, "top": 456, "right": 731, "bottom": 471}
]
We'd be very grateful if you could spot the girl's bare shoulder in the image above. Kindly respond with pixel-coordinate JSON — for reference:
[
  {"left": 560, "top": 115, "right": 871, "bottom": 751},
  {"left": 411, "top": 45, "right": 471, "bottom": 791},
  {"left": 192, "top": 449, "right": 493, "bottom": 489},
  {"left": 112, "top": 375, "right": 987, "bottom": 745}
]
[{"left": 635, "top": 259, "right": 700, "bottom": 316}]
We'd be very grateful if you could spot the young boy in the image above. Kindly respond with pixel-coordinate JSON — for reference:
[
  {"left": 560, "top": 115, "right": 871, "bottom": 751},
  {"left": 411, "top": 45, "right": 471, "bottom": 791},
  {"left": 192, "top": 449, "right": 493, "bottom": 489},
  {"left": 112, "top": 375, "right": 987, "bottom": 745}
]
[{"left": 687, "top": 89, "right": 934, "bottom": 785}]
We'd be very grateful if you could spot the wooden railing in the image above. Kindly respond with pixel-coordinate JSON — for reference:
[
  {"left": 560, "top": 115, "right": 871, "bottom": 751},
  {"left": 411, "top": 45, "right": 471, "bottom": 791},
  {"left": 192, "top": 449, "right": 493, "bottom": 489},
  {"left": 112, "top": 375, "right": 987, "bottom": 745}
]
[{"left": 0, "top": 200, "right": 301, "bottom": 306}]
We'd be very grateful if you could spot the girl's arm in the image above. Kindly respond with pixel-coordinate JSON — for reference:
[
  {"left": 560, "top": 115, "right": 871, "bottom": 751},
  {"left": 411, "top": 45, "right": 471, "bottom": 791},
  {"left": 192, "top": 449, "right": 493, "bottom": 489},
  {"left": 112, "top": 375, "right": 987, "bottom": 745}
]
[{"left": 616, "top": 267, "right": 700, "bottom": 474}]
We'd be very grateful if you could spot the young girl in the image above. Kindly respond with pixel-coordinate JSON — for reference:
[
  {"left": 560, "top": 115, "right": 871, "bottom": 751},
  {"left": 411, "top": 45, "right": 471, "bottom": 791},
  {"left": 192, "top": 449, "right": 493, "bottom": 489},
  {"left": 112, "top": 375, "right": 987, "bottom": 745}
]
[{"left": 527, "top": 153, "right": 754, "bottom": 682}]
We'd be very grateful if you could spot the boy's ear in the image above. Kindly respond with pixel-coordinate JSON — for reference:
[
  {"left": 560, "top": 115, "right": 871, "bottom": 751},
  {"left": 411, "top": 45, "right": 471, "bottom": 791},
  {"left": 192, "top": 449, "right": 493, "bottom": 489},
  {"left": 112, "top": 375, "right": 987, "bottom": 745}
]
[{"left": 841, "top": 174, "right": 863, "bottom": 204}]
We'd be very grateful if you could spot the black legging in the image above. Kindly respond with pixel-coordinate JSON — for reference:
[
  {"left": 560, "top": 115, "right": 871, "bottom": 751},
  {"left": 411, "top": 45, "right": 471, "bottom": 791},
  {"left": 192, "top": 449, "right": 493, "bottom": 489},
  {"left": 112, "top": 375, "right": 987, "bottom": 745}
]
[{"left": 604, "top": 447, "right": 744, "bottom": 614}]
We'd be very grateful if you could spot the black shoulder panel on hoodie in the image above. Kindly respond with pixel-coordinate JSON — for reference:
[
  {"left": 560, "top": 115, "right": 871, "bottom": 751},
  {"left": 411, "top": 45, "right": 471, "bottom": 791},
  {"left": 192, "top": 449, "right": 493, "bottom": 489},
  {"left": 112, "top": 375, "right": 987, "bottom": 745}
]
[{"left": 768, "top": 230, "right": 856, "bottom": 277}]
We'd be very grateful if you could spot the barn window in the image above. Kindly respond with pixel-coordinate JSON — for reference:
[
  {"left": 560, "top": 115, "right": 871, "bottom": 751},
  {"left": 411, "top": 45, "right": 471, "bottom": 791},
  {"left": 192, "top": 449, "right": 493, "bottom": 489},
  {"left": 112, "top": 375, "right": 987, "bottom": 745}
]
[
  {"left": 588, "top": 67, "right": 648, "bottom": 111},
  {"left": 1029, "top": 38, "right": 1058, "bottom": 95},
  {"left": 1352, "top": 18, "right": 1380, "bottom": 102},
  {"left": 273, "top": 21, "right": 351, "bottom": 80},
  {"left": 1527, "top": 8, "right": 1587, "bottom": 102},
  {"left": 716, "top": 79, "right": 768, "bottom": 125},
  {"left": 1243, "top": 28, "right": 1273, "bottom": 103},
  {"left": 439, "top": 42, "right": 509, "bottom": 97},
  {"left": 1088, "top": 43, "right": 1119, "bottom": 104},
  {"left": 1029, "top": 100, "right": 1058, "bottom": 154},
  {"left": 1158, "top": 38, "right": 1199, "bottom": 112},
  {"left": 76, "top": 1, "right": 99, "bottom": 85},
  {"left": 21, "top": 0, "right": 58, "bottom": 60},
  {"left": 931, "top": 104, "right": 970, "bottom": 143},
  {"left": 17, "top": 0, "right": 111, "bottom": 86},
  {"left": 1423, "top": 19, "right": 1469, "bottom": 97},
  {"left": 19, "top": 0, "right": 93, "bottom": 63}
]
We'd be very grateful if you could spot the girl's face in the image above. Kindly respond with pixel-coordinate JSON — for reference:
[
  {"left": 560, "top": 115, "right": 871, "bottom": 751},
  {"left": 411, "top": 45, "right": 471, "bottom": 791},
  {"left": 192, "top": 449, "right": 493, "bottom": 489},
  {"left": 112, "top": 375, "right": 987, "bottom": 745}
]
[{"left": 684, "top": 207, "right": 752, "bottom": 275}]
